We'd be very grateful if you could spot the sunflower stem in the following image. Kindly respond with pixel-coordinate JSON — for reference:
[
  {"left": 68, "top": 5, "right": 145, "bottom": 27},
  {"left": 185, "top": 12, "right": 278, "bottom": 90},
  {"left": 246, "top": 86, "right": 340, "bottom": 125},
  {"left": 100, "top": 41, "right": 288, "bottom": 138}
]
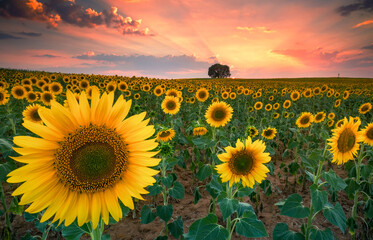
[
  {"left": 226, "top": 184, "right": 233, "bottom": 240},
  {"left": 351, "top": 144, "right": 364, "bottom": 238},
  {"left": 0, "top": 182, "right": 12, "bottom": 231},
  {"left": 89, "top": 219, "right": 104, "bottom": 240}
]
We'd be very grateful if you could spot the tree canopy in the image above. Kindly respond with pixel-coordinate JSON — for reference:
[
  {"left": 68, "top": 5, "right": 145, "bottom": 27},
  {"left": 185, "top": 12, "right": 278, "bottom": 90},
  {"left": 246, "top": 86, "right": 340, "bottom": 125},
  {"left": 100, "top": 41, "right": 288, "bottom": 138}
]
[{"left": 208, "top": 63, "right": 231, "bottom": 78}]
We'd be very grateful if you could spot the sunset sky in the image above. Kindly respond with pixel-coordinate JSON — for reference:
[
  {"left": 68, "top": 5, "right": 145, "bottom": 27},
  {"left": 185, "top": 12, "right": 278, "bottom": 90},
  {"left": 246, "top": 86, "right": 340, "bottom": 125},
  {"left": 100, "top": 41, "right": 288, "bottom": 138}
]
[{"left": 0, "top": 0, "right": 372, "bottom": 79}]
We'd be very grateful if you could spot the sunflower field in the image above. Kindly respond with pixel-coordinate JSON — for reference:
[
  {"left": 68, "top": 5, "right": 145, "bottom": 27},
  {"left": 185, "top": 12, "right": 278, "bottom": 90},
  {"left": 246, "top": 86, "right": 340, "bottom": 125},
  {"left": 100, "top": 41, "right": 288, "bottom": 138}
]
[{"left": 0, "top": 68, "right": 373, "bottom": 240}]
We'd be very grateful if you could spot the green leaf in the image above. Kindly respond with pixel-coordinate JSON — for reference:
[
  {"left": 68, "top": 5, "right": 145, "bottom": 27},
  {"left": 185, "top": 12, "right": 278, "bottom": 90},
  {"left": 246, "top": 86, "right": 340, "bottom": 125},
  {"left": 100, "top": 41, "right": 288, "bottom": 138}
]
[
  {"left": 194, "top": 187, "right": 202, "bottom": 205},
  {"left": 196, "top": 164, "right": 212, "bottom": 181},
  {"left": 309, "top": 228, "right": 334, "bottom": 240},
  {"left": 156, "top": 205, "right": 173, "bottom": 223},
  {"left": 169, "top": 181, "right": 185, "bottom": 199},
  {"left": 218, "top": 198, "right": 239, "bottom": 220},
  {"left": 205, "top": 175, "right": 223, "bottom": 199},
  {"left": 322, "top": 170, "right": 347, "bottom": 191},
  {"left": 237, "top": 202, "right": 255, "bottom": 217},
  {"left": 364, "top": 198, "right": 373, "bottom": 219},
  {"left": 24, "top": 212, "right": 38, "bottom": 222},
  {"left": 102, "top": 234, "right": 111, "bottom": 240},
  {"left": 183, "top": 214, "right": 229, "bottom": 240},
  {"left": 0, "top": 158, "right": 17, "bottom": 182},
  {"left": 140, "top": 205, "right": 156, "bottom": 224},
  {"left": 161, "top": 174, "right": 174, "bottom": 188},
  {"left": 280, "top": 194, "right": 310, "bottom": 218},
  {"left": 273, "top": 223, "right": 304, "bottom": 240},
  {"left": 288, "top": 140, "right": 298, "bottom": 149},
  {"left": 344, "top": 179, "right": 359, "bottom": 198},
  {"left": 288, "top": 162, "right": 300, "bottom": 175},
  {"left": 266, "top": 146, "right": 275, "bottom": 156},
  {"left": 237, "top": 186, "right": 254, "bottom": 197},
  {"left": 192, "top": 137, "right": 210, "bottom": 149},
  {"left": 9, "top": 197, "right": 24, "bottom": 216},
  {"left": 147, "top": 184, "right": 162, "bottom": 196},
  {"left": 323, "top": 202, "right": 346, "bottom": 234},
  {"left": 0, "top": 138, "right": 13, "bottom": 151},
  {"left": 310, "top": 184, "right": 328, "bottom": 212},
  {"left": 61, "top": 222, "right": 88, "bottom": 240},
  {"left": 235, "top": 211, "right": 268, "bottom": 238},
  {"left": 168, "top": 216, "right": 183, "bottom": 239}
]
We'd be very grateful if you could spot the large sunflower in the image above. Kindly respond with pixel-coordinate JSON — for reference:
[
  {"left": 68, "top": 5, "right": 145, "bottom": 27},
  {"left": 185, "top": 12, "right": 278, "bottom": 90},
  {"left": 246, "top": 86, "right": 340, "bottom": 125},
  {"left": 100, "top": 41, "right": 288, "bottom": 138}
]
[
  {"left": 361, "top": 123, "right": 373, "bottom": 146},
  {"left": 205, "top": 101, "right": 233, "bottom": 128},
  {"left": 161, "top": 96, "right": 180, "bottom": 115},
  {"left": 7, "top": 88, "right": 160, "bottom": 229},
  {"left": 22, "top": 104, "right": 44, "bottom": 124},
  {"left": 296, "top": 112, "right": 313, "bottom": 128},
  {"left": 328, "top": 117, "right": 363, "bottom": 165},
  {"left": 11, "top": 85, "right": 27, "bottom": 99},
  {"left": 216, "top": 137, "right": 271, "bottom": 188}
]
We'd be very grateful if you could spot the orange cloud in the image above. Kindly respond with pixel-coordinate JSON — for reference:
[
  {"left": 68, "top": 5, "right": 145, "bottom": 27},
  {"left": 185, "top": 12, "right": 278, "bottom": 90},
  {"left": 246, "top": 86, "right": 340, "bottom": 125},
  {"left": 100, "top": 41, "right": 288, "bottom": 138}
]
[
  {"left": 353, "top": 19, "right": 373, "bottom": 28},
  {"left": 236, "top": 26, "right": 276, "bottom": 33}
]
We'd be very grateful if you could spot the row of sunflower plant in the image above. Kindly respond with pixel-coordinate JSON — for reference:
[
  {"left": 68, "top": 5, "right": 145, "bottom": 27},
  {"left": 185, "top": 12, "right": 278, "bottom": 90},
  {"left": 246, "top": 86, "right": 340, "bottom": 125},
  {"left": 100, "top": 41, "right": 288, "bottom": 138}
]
[{"left": 0, "top": 69, "right": 372, "bottom": 240}]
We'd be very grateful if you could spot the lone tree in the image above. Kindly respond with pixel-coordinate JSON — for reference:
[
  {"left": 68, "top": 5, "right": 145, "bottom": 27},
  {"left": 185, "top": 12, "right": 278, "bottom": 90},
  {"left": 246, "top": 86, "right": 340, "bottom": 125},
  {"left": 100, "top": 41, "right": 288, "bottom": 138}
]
[{"left": 208, "top": 63, "right": 231, "bottom": 78}]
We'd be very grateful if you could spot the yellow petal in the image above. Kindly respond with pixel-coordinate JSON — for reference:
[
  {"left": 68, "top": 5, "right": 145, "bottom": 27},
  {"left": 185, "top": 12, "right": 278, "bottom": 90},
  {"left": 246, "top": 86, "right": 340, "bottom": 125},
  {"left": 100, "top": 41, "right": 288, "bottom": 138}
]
[{"left": 77, "top": 193, "right": 89, "bottom": 226}]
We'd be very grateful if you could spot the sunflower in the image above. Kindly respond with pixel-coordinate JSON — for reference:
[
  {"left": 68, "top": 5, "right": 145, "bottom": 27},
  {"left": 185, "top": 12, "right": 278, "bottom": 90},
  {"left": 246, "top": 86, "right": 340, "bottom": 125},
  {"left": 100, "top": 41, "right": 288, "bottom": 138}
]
[
  {"left": 361, "top": 123, "right": 373, "bottom": 146},
  {"left": 22, "top": 78, "right": 32, "bottom": 86},
  {"left": 359, "top": 103, "right": 372, "bottom": 114},
  {"left": 205, "top": 101, "right": 233, "bottom": 128},
  {"left": 335, "top": 119, "right": 345, "bottom": 128},
  {"left": 123, "top": 90, "right": 131, "bottom": 98},
  {"left": 26, "top": 91, "right": 38, "bottom": 103},
  {"left": 261, "top": 127, "right": 277, "bottom": 140},
  {"left": 11, "top": 85, "right": 27, "bottom": 99},
  {"left": 156, "top": 129, "right": 176, "bottom": 142},
  {"left": 343, "top": 91, "right": 349, "bottom": 100},
  {"left": 153, "top": 86, "right": 163, "bottom": 96},
  {"left": 106, "top": 81, "right": 117, "bottom": 93},
  {"left": 296, "top": 112, "right": 313, "bottom": 128},
  {"left": 193, "top": 127, "right": 208, "bottom": 136},
  {"left": 195, "top": 88, "right": 209, "bottom": 102},
  {"left": 49, "top": 82, "right": 63, "bottom": 95},
  {"left": 22, "top": 104, "right": 44, "bottom": 124},
  {"left": 283, "top": 112, "right": 289, "bottom": 118},
  {"left": 283, "top": 100, "right": 291, "bottom": 109},
  {"left": 273, "top": 103, "right": 280, "bottom": 110},
  {"left": 246, "top": 126, "right": 258, "bottom": 137},
  {"left": 302, "top": 88, "right": 312, "bottom": 98},
  {"left": 79, "top": 79, "right": 90, "bottom": 90},
  {"left": 254, "top": 102, "right": 263, "bottom": 110},
  {"left": 248, "top": 106, "right": 254, "bottom": 112},
  {"left": 328, "top": 112, "right": 335, "bottom": 120},
  {"left": 272, "top": 113, "right": 280, "bottom": 119},
  {"left": 313, "top": 87, "right": 321, "bottom": 95},
  {"left": 36, "top": 80, "right": 47, "bottom": 89},
  {"left": 118, "top": 81, "right": 128, "bottom": 92},
  {"left": 314, "top": 112, "right": 326, "bottom": 123},
  {"left": 334, "top": 99, "right": 341, "bottom": 108},
  {"left": 215, "top": 136, "right": 271, "bottom": 188},
  {"left": 8, "top": 88, "right": 160, "bottom": 229},
  {"left": 142, "top": 84, "right": 151, "bottom": 92},
  {"left": 222, "top": 92, "right": 229, "bottom": 100},
  {"left": 165, "top": 89, "right": 180, "bottom": 98},
  {"left": 265, "top": 104, "right": 272, "bottom": 111},
  {"left": 161, "top": 96, "right": 180, "bottom": 115},
  {"left": 290, "top": 90, "right": 300, "bottom": 101},
  {"left": 0, "top": 89, "right": 10, "bottom": 105},
  {"left": 327, "top": 119, "right": 334, "bottom": 127},
  {"left": 328, "top": 117, "right": 363, "bottom": 165},
  {"left": 229, "top": 92, "right": 236, "bottom": 100},
  {"left": 40, "top": 91, "right": 55, "bottom": 106},
  {"left": 134, "top": 93, "right": 141, "bottom": 100}
]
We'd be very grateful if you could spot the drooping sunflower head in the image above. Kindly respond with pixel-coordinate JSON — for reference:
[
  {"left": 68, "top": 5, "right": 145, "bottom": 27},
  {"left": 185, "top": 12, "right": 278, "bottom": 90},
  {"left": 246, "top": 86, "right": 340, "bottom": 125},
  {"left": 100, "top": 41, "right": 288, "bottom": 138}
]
[
  {"left": 156, "top": 129, "right": 176, "bottom": 142},
  {"left": 205, "top": 101, "right": 233, "bottom": 128},
  {"left": 296, "top": 112, "right": 314, "bottom": 128},
  {"left": 22, "top": 104, "right": 44, "bottom": 124},
  {"left": 328, "top": 117, "right": 363, "bottom": 165},
  {"left": 8, "top": 88, "right": 160, "bottom": 229},
  {"left": 196, "top": 88, "right": 209, "bottom": 102},
  {"left": 261, "top": 127, "right": 277, "bottom": 140},
  {"left": 193, "top": 127, "right": 208, "bottom": 136},
  {"left": 361, "top": 123, "right": 373, "bottom": 146},
  {"left": 314, "top": 112, "right": 326, "bottom": 123},
  {"left": 246, "top": 126, "right": 258, "bottom": 138},
  {"left": 359, "top": 103, "right": 372, "bottom": 114},
  {"left": 216, "top": 137, "right": 271, "bottom": 188},
  {"left": 161, "top": 96, "right": 181, "bottom": 115}
]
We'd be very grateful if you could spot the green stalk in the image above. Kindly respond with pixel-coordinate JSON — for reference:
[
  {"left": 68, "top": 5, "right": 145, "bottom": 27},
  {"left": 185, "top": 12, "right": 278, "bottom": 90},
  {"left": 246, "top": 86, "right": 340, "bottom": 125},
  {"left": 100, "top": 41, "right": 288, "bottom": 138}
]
[
  {"left": 351, "top": 144, "right": 365, "bottom": 236},
  {"left": 226, "top": 184, "right": 233, "bottom": 240},
  {"left": 304, "top": 146, "right": 326, "bottom": 240},
  {"left": 0, "top": 182, "right": 12, "bottom": 231},
  {"left": 41, "top": 225, "right": 52, "bottom": 240},
  {"left": 89, "top": 219, "right": 104, "bottom": 240}
]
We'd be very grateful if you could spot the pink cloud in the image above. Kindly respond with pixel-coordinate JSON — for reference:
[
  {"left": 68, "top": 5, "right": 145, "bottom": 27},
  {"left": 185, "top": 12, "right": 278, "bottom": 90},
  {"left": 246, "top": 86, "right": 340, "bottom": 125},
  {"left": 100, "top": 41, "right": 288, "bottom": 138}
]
[{"left": 353, "top": 19, "right": 373, "bottom": 28}]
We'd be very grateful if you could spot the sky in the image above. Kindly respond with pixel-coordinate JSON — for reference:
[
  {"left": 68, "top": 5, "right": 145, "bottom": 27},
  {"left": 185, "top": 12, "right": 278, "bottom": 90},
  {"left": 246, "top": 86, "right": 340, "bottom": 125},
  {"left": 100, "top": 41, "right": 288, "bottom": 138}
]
[{"left": 0, "top": 0, "right": 372, "bottom": 79}]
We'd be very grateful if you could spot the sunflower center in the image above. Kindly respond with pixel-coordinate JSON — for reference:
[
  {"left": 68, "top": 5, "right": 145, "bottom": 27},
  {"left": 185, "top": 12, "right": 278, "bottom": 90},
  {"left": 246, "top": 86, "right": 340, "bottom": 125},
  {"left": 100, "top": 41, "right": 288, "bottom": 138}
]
[
  {"left": 337, "top": 128, "right": 356, "bottom": 153},
  {"left": 199, "top": 91, "right": 206, "bottom": 99},
  {"left": 52, "top": 85, "right": 60, "bottom": 92},
  {"left": 159, "top": 131, "right": 171, "bottom": 137},
  {"left": 366, "top": 127, "right": 373, "bottom": 140},
  {"left": 0, "top": 93, "right": 4, "bottom": 101},
  {"left": 28, "top": 93, "right": 37, "bottom": 100},
  {"left": 55, "top": 125, "right": 127, "bottom": 193},
  {"left": 31, "top": 109, "right": 41, "bottom": 122},
  {"left": 43, "top": 93, "right": 53, "bottom": 102},
  {"left": 166, "top": 101, "right": 176, "bottom": 110},
  {"left": 316, "top": 114, "right": 323, "bottom": 121},
  {"left": 108, "top": 85, "right": 115, "bottom": 92},
  {"left": 300, "top": 116, "right": 310, "bottom": 125},
  {"left": 15, "top": 89, "right": 24, "bottom": 96},
  {"left": 212, "top": 108, "right": 226, "bottom": 121},
  {"left": 361, "top": 105, "right": 368, "bottom": 112},
  {"left": 230, "top": 151, "right": 254, "bottom": 175},
  {"left": 264, "top": 129, "right": 273, "bottom": 136}
]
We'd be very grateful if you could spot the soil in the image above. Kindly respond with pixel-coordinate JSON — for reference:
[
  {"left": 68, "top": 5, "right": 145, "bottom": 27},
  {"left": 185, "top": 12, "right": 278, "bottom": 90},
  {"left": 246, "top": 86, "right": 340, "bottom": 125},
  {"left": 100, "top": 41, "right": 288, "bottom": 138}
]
[{"left": 1, "top": 152, "right": 367, "bottom": 240}]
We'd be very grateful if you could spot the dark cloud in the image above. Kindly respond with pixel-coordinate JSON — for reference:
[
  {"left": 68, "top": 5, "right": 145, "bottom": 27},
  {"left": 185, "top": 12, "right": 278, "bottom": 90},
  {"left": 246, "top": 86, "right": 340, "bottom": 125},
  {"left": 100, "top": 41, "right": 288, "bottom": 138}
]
[
  {"left": 33, "top": 54, "right": 59, "bottom": 58},
  {"left": 0, "top": 32, "right": 23, "bottom": 39},
  {"left": 74, "top": 53, "right": 210, "bottom": 72},
  {"left": 18, "top": 31, "right": 42, "bottom": 37},
  {"left": 362, "top": 43, "right": 373, "bottom": 50},
  {"left": 336, "top": 0, "right": 373, "bottom": 16},
  {"left": 0, "top": 0, "right": 150, "bottom": 35}
]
